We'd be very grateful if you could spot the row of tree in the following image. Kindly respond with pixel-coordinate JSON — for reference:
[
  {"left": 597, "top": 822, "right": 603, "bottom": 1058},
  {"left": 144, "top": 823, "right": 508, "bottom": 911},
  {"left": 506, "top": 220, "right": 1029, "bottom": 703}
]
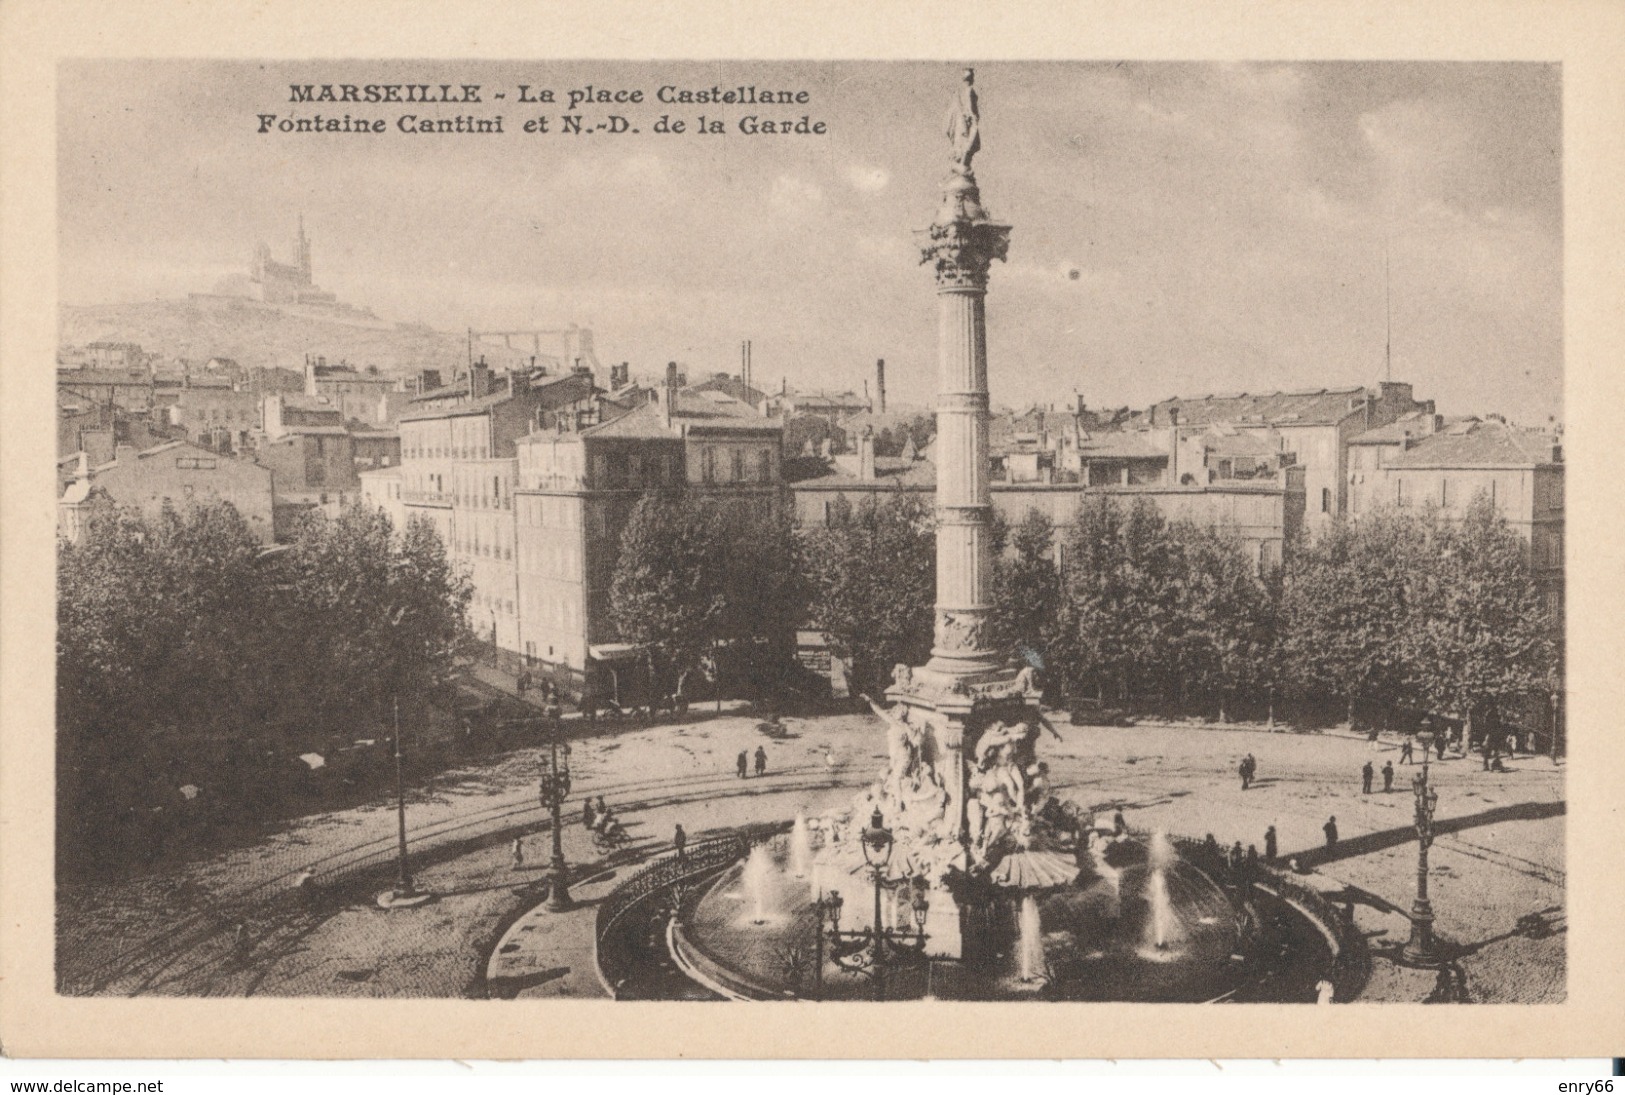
[
  {"left": 57, "top": 502, "right": 472, "bottom": 868},
  {"left": 791, "top": 491, "right": 1557, "bottom": 735}
]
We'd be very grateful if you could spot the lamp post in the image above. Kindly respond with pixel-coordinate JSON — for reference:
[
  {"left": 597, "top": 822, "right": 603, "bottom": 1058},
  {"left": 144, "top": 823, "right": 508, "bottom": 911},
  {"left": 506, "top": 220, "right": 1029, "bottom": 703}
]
[
  {"left": 378, "top": 693, "right": 433, "bottom": 908},
  {"left": 1402, "top": 726, "right": 1442, "bottom": 965},
  {"left": 814, "top": 808, "right": 931, "bottom": 1001},
  {"left": 536, "top": 715, "right": 574, "bottom": 911}
]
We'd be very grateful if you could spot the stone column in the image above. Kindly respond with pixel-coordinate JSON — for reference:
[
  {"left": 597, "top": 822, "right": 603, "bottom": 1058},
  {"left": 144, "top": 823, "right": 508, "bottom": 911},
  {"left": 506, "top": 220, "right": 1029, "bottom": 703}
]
[{"left": 919, "top": 164, "right": 1010, "bottom": 682}]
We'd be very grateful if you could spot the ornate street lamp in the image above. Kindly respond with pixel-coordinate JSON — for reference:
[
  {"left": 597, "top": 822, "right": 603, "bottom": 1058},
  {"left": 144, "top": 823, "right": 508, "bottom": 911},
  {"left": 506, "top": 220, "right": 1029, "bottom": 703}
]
[
  {"left": 813, "top": 808, "right": 931, "bottom": 1001},
  {"left": 536, "top": 721, "right": 574, "bottom": 911},
  {"left": 1402, "top": 725, "right": 1442, "bottom": 965}
]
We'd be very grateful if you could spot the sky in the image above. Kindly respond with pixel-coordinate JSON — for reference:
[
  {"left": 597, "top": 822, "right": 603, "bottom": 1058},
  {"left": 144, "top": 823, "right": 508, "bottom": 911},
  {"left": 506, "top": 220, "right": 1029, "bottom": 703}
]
[{"left": 58, "top": 60, "right": 1563, "bottom": 422}]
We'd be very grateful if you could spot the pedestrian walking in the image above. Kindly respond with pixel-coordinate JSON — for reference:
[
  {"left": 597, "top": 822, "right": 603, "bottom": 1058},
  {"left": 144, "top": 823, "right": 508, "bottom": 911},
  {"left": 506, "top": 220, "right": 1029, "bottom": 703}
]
[
  {"left": 582, "top": 798, "right": 596, "bottom": 830},
  {"left": 825, "top": 747, "right": 837, "bottom": 780},
  {"left": 736, "top": 750, "right": 748, "bottom": 779},
  {"left": 1246, "top": 844, "right": 1260, "bottom": 871},
  {"left": 1246, "top": 753, "right": 1257, "bottom": 781},
  {"left": 594, "top": 795, "right": 607, "bottom": 819},
  {"left": 1401, "top": 735, "right": 1414, "bottom": 765},
  {"left": 1361, "top": 761, "right": 1374, "bottom": 794},
  {"left": 1382, "top": 761, "right": 1395, "bottom": 792},
  {"left": 754, "top": 745, "right": 768, "bottom": 777},
  {"left": 1323, "top": 816, "right": 1339, "bottom": 849},
  {"left": 1114, "top": 810, "right": 1128, "bottom": 836},
  {"left": 511, "top": 837, "right": 525, "bottom": 869},
  {"left": 673, "top": 823, "right": 687, "bottom": 861},
  {"left": 1436, "top": 733, "right": 1447, "bottom": 761},
  {"left": 1238, "top": 758, "right": 1250, "bottom": 791},
  {"left": 1228, "top": 841, "right": 1244, "bottom": 870},
  {"left": 1264, "top": 824, "right": 1278, "bottom": 861}
]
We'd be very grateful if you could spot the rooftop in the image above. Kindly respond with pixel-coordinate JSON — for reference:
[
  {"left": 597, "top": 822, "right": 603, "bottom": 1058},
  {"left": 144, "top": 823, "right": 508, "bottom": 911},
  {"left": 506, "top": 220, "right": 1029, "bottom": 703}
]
[
  {"left": 576, "top": 389, "right": 775, "bottom": 440},
  {"left": 1074, "top": 431, "right": 1169, "bottom": 461},
  {"left": 1150, "top": 386, "right": 1369, "bottom": 428},
  {"left": 1349, "top": 411, "right": 1436, "bottom": 444},
  {"left": 689, "top": 373, "right": 768, "bottom": 408},
  {"left": 1384, "top": 419, "right": 1561, "bottom": 469},
  {"left": 401, "top": 371, "right": 594, "bottom": 421}
]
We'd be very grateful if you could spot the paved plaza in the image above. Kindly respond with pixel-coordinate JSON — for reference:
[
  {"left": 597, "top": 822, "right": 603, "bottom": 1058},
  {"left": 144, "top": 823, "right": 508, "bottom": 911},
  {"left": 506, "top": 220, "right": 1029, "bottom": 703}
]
[{"left": 57, "top": 709, "right": 1564, "bottom": 1003}]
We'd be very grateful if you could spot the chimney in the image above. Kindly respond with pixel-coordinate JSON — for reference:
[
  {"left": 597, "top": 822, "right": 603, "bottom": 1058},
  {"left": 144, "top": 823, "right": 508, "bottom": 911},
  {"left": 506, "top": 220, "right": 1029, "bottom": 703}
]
[
  {"left": 1167, "top": 409, "right": 1180, "bottom": 485},
  {"left": 662, "top": 361, "right": 679, "bottom": 429},
  {"left": 875, "top": 358, "right": 887, "bottom": 415},
  {"left": 469, "top": 358, "right": 493, "bottom": 400}
]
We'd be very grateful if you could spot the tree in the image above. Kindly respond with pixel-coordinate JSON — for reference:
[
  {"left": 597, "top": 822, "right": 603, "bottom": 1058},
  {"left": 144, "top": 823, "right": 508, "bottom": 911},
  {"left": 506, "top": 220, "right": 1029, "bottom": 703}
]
[
  {"left": 1403, "top": 493, "right": 1557, "bottom": 744},
  {"left": 802, "top": 492, "right": 935, "bottom": 697},
  {"left": 1279, "top": 510, "right": 1429, "bottom": 727},
  {"left": 608, "top": 492, "right": 726, "bottom": 703},
  {"left": 990, "top": 507, "right": 1060, "bottom": 672},
  {"left": 1165, "top": 522, "right": 1277, "bottom": 719},
  {"left": 56, "top": 499, "right": 474, "bottom": 871},
  {"left": 1056, "top": 497, "right": 1183, "bottom": 703},
  {"left": 714, "top": 502, "right": 809, "bottom": 699}
]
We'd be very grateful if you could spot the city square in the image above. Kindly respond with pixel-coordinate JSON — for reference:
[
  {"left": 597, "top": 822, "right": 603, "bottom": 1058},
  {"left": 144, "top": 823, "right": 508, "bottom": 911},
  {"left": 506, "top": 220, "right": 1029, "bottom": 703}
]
[
  {"left": 47, "top": 60, "right": 1564, "bottom": 1010},
  {"left": 56, "top": 698, "right": 1564, "bottom": 1004}
]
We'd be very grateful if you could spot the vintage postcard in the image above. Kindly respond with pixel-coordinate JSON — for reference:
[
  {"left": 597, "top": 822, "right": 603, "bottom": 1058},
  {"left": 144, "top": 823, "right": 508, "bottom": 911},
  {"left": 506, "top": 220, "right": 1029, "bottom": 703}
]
[{"left": 2, "top": 0, "right": 1623, "bottom": 1061}]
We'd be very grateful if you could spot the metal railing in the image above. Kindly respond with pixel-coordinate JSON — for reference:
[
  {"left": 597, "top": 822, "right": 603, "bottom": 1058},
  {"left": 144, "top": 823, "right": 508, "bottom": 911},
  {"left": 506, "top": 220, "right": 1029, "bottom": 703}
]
[{"left": 595, "top": 834, "right": 747, "bottom": 942}]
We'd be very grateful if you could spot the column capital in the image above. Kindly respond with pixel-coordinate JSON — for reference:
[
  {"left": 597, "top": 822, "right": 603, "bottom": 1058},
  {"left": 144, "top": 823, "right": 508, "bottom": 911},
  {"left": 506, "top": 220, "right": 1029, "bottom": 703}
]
[{"left": 918, "top": 218, "right": 1011, "bottom": 292}]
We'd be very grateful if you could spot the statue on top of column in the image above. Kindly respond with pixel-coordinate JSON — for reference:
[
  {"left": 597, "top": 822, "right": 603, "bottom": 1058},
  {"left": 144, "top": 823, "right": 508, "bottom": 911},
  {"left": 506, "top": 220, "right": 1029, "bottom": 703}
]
[{"left": 945, "top": 67, "right": 981, "bottom": 174}]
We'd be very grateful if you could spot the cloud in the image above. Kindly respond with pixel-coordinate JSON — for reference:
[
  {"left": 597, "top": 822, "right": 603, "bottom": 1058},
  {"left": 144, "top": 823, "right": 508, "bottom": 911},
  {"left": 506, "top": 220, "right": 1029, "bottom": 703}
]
[{"left": 845, "top": 164, "right": 891, "bottom": 193}]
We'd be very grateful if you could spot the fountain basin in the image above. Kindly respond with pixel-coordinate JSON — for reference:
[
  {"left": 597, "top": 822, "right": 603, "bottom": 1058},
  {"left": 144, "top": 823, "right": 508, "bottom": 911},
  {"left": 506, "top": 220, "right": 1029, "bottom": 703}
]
[{"left": 660, "top": 832, "right": 1348, "bottom": 1002}]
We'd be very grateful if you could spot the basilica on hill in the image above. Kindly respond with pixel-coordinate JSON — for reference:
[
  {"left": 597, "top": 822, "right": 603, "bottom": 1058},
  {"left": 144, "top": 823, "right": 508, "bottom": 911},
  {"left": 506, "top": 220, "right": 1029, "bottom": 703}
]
[{"left": 249, "top": 215, "right": 339, "bottom": 307}]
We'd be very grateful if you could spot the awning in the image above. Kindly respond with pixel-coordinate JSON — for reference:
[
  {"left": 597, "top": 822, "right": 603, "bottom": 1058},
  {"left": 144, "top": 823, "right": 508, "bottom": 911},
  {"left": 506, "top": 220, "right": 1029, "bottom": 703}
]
[{"left": 588, "top": 643, "right": 646, "bottom": 663}]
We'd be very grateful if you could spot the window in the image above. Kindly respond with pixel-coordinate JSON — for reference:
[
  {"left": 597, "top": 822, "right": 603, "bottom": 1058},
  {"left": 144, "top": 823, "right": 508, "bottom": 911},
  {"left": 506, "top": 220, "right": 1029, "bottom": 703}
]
[
  {"left": 1441, "top": 478, "right": 1450, "bottom": 506},
  {"left": 731, "top": 448, "right": 745, "bottom": 482},
  {"left": 702, "top": 448, "right": 716, "bottom": 484},
  {"left": 758, "top": 449, "right": 773, "bottom": 482},
  {"left": 1396, "top": 478, "right": 1406, "bottom": 507},
  {"left": 1320, "top": 487, "right": 1331, "bottom": 514}
]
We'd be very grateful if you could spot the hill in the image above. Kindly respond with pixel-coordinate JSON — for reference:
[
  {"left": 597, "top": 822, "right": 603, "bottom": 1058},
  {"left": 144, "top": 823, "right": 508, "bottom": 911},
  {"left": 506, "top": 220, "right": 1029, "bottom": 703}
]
[{"left": 60, "top": 298, "right": 532, "bottom": 377}]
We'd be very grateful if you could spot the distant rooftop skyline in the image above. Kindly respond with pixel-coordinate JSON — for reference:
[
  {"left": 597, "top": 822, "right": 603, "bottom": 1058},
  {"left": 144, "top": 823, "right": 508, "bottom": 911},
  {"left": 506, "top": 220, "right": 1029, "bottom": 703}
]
[{"left": 60, "top": 61, "right": 1562, "bottom": 423}]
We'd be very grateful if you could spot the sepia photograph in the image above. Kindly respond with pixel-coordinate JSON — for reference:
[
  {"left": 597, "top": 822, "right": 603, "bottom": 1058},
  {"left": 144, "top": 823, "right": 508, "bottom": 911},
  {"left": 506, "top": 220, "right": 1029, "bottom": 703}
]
[{"left": 41, "top": 56, "right": 1570, "bottom": 1013}]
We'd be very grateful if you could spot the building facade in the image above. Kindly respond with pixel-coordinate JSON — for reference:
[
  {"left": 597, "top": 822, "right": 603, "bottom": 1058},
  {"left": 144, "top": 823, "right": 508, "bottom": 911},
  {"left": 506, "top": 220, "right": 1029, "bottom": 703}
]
[
  {"left": 1145, "top": 381, "right": 1432, "bottom": 533},
  {"left": 58, "top": 439, "right": 276, "bottom": 545},
  {"left": 512, "top": 377, "right": 783, "bottom": 697}
]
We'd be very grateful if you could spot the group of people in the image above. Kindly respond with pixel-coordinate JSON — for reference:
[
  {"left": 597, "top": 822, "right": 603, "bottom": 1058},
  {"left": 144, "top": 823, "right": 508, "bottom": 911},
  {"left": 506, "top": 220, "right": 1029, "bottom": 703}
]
[
  {"left": 735, "top": 746, "right": 769, "bottom": 779},
  {"left": 1237, "top": 753, "right": 1259, "bottom": 790},
  {"left": 1398, "top": 729, "right": 1451, "bottom": 765},
  {"left": 1360, "top": 759, "right": 1398, "bottom": 794},
  {"left": 582, "top": 795, "right": 625, "bottom": 844}
]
